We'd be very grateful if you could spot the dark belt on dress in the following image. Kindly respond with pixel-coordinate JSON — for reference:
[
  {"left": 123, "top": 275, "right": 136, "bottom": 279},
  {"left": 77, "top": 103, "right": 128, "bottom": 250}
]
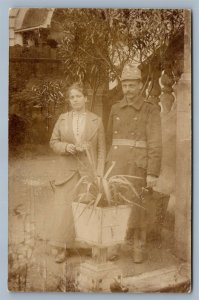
[{"left": 112, "top": 139, "right": 147, "bottom": 148}]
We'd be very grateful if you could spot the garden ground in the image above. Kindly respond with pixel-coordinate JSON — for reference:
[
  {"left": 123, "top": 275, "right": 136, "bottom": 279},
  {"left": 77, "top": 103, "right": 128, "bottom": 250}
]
[{"left": 8, "top": 153, "right": 190, "bottom": 292}]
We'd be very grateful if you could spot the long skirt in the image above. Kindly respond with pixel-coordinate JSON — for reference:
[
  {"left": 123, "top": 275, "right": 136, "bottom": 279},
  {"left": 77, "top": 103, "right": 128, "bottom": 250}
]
[{"left": 48, "top": 172, "right": 80, "bottom": 249}]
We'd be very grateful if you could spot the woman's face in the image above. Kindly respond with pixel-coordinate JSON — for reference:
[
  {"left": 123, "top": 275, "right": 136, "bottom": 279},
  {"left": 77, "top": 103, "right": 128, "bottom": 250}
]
[{"left": 68, "top": 89, "right": 87, "bottom": 111}]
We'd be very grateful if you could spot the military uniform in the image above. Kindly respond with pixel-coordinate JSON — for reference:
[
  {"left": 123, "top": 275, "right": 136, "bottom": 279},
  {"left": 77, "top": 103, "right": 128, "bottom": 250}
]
[
  {"left": 106, "top": 95, "right": 162, "bottom": 179},
  {"left": 106, "top": 64, "right": 162, "bottom": 262}
]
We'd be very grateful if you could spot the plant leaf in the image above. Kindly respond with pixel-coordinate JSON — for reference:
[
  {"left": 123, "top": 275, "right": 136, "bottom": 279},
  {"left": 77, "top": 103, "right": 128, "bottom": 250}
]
[
  {"left": 118, "top": 193, "right": 146, "bottom": 210},
  {"left": 87, "top": 192, "right": 102, "bottom": 224},
  {"left": 102, "top": 178, "right": 112, "bottom": 206},
  {"left": 74, "top": 199, "right": 95, "bottom": 221},
  {"left": 119, "top": 176, "right": 140, "bottom": 199},
  {"left": 111, "top": 174, "right": 143, "bottom": 180},
  {"left": 85, "top": 147, "right": 96, "bottom": 175},
  {"left": 73, "top": 175, "right": 89, "bottom": 194},
  {"left": 104, "top": 161, "right": 116, "bottom": 179}
]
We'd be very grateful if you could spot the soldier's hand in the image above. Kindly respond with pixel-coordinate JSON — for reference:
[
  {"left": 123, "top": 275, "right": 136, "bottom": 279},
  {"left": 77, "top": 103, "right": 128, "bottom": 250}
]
[{"left": 146, "top": 175, "right": 158, "bottom": 188}]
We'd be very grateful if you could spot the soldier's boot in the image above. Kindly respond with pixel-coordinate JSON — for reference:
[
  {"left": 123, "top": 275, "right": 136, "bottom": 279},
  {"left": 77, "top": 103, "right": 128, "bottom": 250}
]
[
  {"left": 55, "top": 247, "right": 69, "bottom": 263},
  {"left": 133, "top": 228, "right": 146, "bottom": 263}
]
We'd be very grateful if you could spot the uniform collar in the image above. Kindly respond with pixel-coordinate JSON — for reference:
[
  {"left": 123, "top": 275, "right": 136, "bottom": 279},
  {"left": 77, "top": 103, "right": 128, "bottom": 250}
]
[{"left": 120, "top": 95, "right": 145, "bottom": 110}]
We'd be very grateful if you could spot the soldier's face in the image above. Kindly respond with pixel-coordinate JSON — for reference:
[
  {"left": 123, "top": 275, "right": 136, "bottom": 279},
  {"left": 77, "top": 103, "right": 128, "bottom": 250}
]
[{"left": 121, "top": 80, "right": 142, "bottom": 98}]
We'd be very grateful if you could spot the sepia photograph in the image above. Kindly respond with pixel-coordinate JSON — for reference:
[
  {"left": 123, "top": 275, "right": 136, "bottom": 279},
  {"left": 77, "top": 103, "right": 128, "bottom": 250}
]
[{"left": 8, "top": 8, "right": 191, "bottom": 292}]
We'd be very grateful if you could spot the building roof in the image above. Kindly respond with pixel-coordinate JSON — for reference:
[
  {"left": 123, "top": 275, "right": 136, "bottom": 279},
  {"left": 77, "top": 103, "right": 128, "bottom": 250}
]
[{"left": 15, "top": 8, "right": 54, "bottom": 32}]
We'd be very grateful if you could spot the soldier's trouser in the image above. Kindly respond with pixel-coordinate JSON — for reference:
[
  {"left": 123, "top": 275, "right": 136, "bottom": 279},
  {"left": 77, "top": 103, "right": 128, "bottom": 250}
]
[
  {"left": 132, "top": 227, "right": 147, "bottom": 263},
  {"left": 107, "top": 228, "right": 146, "bottom": 263}
]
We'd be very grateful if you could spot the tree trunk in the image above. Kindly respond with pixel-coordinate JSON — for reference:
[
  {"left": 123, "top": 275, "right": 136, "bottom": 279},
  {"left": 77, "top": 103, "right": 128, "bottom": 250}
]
[{"left": 90, "top": 89, "right": 97, "bottom": 112}]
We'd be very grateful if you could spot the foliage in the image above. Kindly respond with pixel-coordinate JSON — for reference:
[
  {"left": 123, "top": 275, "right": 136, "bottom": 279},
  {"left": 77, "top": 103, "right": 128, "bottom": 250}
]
[
  {"left": 56, "top": 265, "right": 80, "bottom": 292},
  {"left": 31, "top": 79, "right": 67, "bottom": 131},
  {"left": 72, "top": 145, "right": 146, "bottom": 222},
  {"left": 110, "top": 275, "right": 129, "bottom": 292},
  {"left": 8, "top": 203, "right": 35, "bottom": 291},
  {"left": 9, "top": 79, "right": 67, "bottom": 148},
  {"left": 10, "top": 79, "right": 66, "bottom": 123},
  {"left": 55, "top": 8, "right": 184, "bottom": 86},
  {"left": 9, "top": 79, "right": 68, "bottom": 150}
]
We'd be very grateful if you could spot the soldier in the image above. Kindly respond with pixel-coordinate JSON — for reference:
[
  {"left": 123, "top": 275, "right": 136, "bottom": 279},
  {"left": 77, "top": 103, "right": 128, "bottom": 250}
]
[{"left": 106, "top": 64, "right": 162, "bottom": 263}]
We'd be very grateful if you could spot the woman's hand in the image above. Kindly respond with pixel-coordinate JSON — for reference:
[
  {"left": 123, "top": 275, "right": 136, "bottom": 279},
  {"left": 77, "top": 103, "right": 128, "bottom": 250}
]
[
  {"left": 66, "top": 144, "right": 77, "bottom": 155},
  {"left": 75, "top": 142, "right": 89, "bottom": 152}
]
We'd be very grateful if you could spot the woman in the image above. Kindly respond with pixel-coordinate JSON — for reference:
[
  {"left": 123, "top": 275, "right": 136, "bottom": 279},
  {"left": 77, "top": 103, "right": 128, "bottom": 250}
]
[{"left": 48, "top": 83, "right": 106, "bottom": 263}]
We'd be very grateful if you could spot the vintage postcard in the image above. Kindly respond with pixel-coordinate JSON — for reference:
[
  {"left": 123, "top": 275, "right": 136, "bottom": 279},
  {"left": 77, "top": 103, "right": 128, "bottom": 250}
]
[{"left": 8, "top": 8, "right": 191, "bottom": 292}]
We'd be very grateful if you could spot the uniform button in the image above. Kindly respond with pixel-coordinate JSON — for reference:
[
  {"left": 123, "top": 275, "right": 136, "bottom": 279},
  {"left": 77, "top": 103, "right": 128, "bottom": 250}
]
[
  {"left": 133, "top": 117, "right": 138, "bottom": 121},
  {"left": 114, "top": 131, "right": 118, "bottom": 134},
  {"left": 114, "top": 146, "right": 118, "bottom": 149},
  {"left": 116, "top": 117, "right": 120, "bottom": 120},
  {"left": 131, "top": 132, "right": 135, "bottom": 135},
  {"left": 130, "top": 146, "right": 133, "bottom": 149}
]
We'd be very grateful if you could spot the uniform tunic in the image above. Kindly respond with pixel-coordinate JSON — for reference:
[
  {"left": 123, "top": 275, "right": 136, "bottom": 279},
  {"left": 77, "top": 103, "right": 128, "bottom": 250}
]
[{"left": 106, "top": 95, "right": 162, "bottom": 228}]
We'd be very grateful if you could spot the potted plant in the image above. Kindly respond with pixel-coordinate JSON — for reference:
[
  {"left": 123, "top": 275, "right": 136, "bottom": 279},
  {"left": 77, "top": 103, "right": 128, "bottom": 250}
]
[{"left": 72, "top": 145, "right": 145, "bottom": 247}]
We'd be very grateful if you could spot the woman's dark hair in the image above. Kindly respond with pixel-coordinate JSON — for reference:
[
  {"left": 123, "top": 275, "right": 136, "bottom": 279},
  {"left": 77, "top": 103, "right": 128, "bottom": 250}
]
[{"left": 67, "top": 82, "right": 87, "bottom": 98}]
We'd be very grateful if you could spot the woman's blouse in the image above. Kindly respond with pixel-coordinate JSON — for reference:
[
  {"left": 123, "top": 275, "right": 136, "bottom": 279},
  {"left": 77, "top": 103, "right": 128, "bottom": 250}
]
[{"left": 72, "top": 111, "right": 86, "bottom": 144}]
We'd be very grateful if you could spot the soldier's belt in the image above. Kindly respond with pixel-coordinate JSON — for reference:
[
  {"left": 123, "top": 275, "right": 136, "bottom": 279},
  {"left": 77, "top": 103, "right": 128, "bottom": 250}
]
[{"left": 112, "top": 139, "right": 147, "bottom": 148}]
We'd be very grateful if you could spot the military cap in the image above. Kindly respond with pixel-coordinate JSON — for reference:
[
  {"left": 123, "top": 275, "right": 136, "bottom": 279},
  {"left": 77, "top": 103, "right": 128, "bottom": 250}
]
[{"left": 121, "top": 64, "right": 142, "bottom": 81}]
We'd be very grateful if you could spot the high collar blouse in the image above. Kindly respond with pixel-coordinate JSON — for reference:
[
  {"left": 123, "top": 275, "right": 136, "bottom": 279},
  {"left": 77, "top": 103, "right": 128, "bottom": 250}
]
[{"left": 72, "top": 111, "right": 86, "bottom": 144}]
